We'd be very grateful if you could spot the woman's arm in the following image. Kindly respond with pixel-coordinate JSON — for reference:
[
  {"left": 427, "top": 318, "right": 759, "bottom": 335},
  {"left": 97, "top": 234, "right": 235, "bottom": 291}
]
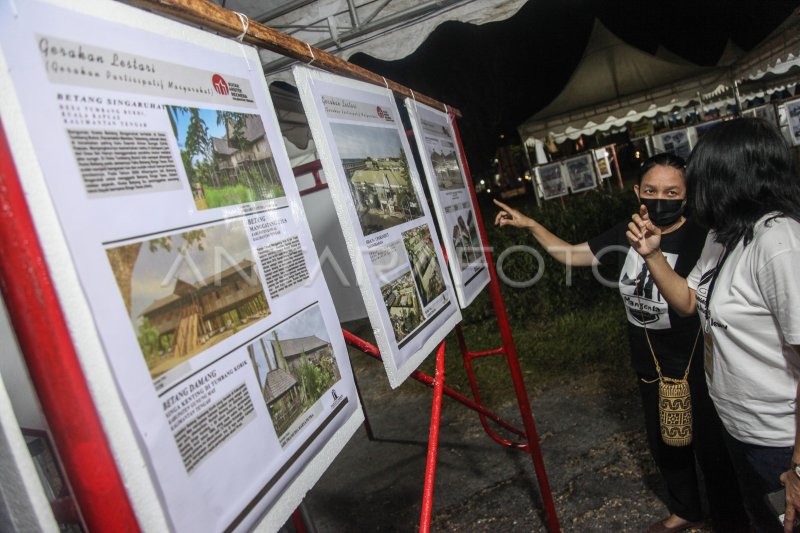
[
  {"left": 627, "top": 206, "right": 697, "bottom": 316},
  {"left": 780, "top": 357, "right": 800, "bottom": 533},
  {"left": 494, "top": 199, "right": 595, "bottom": 266}
]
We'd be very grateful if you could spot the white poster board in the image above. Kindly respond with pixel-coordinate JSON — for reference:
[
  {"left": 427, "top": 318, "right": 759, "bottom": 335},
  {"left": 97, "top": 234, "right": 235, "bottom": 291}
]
[
  {"left": 404, "top": 99, "right": 490, "bottom": 308},
  {"left": 784, "top": 99, "right": 800, "bottom": 146},
  {"left": 293, "top": 66, "right": 461, "bottom": 388},
  {"left": 535, "top": 162, "right": 568, "bottom": 200},
  {"left": 652, "top": 128, "right": 693, "bottom": 160},
  {"left": 563, "top": 153, "right": 598, "bottom": 192},
  {"left": 0, "top": 1, "right": 363, "bottom": 531},
  {"left": 593, "top": 147, "right": 613, "bottom": 179}
]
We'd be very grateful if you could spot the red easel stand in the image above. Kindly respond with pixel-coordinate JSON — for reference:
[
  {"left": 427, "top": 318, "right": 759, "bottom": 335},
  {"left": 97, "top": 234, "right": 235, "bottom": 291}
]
[
  {"left": 0, "top": 121, "right": 141, "bottom": 531},
  {"left": 340, "top": 115, "right": 561, "bottom": 532}
]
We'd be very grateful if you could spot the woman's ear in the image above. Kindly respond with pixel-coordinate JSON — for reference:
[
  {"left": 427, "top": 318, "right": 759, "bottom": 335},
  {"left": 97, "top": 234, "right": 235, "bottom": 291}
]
[{"left": 633, "top": 184, "right": 640, "bottom": 202}]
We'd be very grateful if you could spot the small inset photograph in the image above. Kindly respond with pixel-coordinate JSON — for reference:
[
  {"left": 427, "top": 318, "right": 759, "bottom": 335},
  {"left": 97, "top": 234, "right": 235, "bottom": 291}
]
[
  {"left": 452, "top": 217, "right": 471, "bottom": 270},
  {"left": 166, "top": 106, "right": 285, "bottom": 210},
  {"left": 402, "top": 224, "right": 446, "bottom": 307},
  {"left": 106, "top": 220, "right": 270, "bottom": 379},
  {"left": 428, "top": 145, "right": 464, "bottom": 191},
  {"left": 330, "top": 122, "right": 423, "bottom": 235},
  {"left": 381, "top": 270, "right": 425, "bottom": 344},
  {"left": 247, "top": 305, "right": 340, "bottom": 443},
  {"left": 466, "top": 211, "right": 481, "bottom": 263}
]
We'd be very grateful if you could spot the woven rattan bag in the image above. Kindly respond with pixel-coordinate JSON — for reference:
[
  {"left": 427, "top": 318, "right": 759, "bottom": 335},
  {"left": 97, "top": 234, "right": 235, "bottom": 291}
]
[{"left": 658, "top": 375, "right": 693, "bottom": 446}]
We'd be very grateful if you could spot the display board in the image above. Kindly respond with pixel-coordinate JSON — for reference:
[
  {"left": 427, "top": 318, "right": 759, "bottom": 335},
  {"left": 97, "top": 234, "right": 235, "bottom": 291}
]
[
  {"left": 784, "top": 99, "right": 800, "bottom": 146},
  {"left": 593, "top": 147, "right": 613, "bottom": 179},
  {"left": 404, "top": 99, "right": 490, "bottom": 308},
  {"left": 652, "top": 127, "right": 694, "bottom": 160},
  {"left": 293, "top": 66, "right": 461, "bottom": 388},
  {"left": 535, "top": 161, "right": 568, "bottom": 200},
  {"left": 563, "top": 153, "right": 598, "bottom": 192},
  {"left": 0, "top": 1, "right": 363, "bottom": 531},
  {"left": 743, "top": 103, "right": 778, "bottom": 126}
]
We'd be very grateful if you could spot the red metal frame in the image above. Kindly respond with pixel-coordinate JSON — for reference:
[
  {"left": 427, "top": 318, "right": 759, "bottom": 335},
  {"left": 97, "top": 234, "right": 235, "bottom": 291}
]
[
  {"left": 0, "top": 120, "right": 141, "bottom": 532},
  {"left": 453, "top": 111, "right": 559, "bottom": 532},
  {"left": 0, "top": 84, "right": 559, "bottom": 533},
  {"left": 339, "top": 113, "right": 561, "bottom": 532}
]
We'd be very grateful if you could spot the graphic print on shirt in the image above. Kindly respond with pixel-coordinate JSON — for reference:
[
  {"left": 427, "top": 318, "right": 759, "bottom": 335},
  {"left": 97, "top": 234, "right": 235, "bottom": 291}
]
[{"left": 618, "top": 248, "right": 678, "bottom": 329}]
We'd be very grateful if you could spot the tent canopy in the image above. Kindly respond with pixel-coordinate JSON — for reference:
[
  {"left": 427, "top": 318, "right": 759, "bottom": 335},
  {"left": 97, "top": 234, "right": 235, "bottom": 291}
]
[
  {"left": 218, "top": 0, "right": 526, "bottom": 80},
  {"left": 518, "top": 8, "right": 800, "bottom": 145},
  {"left": 517, "top": 19, "right": 731, "bottom": 143}
]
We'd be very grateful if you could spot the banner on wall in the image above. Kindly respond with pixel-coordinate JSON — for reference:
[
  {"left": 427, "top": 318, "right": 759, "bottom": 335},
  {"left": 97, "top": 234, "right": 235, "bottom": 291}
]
[
  {"left": 404, "top": 100, "right": 490, "bottom": 308},
  {"left": 593, "top": 148, "right": 613, "bottom": 179},
  {"left": 293, "top": 66, "right": 461, "bottom": 388},
  {"left": 0, "top": 1, "right": 362, "bottom": 531}
]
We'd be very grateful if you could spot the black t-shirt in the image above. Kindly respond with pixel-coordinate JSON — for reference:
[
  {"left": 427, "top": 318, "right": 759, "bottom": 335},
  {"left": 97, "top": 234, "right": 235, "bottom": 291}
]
[{"left": 588, "top": 219, "right": 707, "bottom": 379}]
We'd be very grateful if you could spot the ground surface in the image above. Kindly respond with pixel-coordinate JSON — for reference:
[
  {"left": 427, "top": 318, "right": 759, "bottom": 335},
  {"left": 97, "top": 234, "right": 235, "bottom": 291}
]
[{"left": 301, "top": 330, "right": 714, "bottom": 533}]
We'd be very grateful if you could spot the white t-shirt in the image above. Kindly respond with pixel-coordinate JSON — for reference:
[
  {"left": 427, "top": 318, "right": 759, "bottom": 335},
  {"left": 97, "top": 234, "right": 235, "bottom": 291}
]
[{"left": 687, "top": 214, "right": 800, "bottom": 446}]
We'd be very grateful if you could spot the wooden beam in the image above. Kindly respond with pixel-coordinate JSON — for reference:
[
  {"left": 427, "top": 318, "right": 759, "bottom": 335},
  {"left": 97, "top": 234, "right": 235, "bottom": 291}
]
[{"left": 127, "top": 0, "right": 461, "bottom": 117}]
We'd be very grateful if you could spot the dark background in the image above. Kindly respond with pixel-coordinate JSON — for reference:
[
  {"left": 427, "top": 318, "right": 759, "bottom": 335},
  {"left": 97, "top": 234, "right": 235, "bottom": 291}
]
[{"left": 349, "top": 0, "right": 799, "bottom": 174}]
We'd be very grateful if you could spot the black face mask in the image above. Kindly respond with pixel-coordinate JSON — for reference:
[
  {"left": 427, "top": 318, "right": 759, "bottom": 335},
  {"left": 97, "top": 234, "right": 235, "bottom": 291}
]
[{"left": 639, "top": 198, "right": 685, "bottom": 227}]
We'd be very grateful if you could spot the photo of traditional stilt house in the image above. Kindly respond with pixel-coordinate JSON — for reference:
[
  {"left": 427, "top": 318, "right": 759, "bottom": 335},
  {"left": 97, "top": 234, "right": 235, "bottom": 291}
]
[
  {"left": 139, "top": 258, "right": 269, "bottom": 374},
  {"left": 210, "top": 115, "right": 281, "bottom": 195},
  {"left": 248, "top": 309, "right": 340, "bottom": 443},
  {"left": 166, "top": 106, "right": 285, "bottom": 210}
]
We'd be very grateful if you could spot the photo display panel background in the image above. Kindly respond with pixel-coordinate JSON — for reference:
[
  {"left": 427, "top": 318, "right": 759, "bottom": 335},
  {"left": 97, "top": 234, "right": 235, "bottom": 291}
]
[
  {"left": 535, "top": 161, "right": 568, "bottom": 200},
  {"left": 404, "top": 99, "right": 490, "bottom": 308},
  {"left": 0, "top": 1, "right": 363, "bottom": 531},
  {"left": 293, "top": 66, "right": 461, "bottom": 389},
  {"left": 563, "top": 153, "right": 598, "bottom": 193}
]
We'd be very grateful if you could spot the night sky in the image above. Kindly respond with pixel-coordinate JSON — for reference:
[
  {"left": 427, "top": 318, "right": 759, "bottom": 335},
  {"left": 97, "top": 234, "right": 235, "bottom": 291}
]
[{"left": 349, "top": 0, "right": 799, "bottom": 173}]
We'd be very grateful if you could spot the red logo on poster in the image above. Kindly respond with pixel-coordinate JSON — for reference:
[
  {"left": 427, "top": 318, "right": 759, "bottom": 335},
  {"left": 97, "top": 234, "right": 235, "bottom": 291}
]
[
  {"left": 212, "top": 74, "right": 230, "bottom": 95},
  {"left": 376, "top": 106, "right": 384, "bottom": 118}
]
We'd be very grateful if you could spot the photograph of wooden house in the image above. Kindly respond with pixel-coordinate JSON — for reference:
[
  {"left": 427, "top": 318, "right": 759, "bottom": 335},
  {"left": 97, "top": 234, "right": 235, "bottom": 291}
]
[
  {"left": 402, "top": 224, "right": 446, "bottom": 307},
  {"left": 330, "top": 122, "right": 423, "bottom": 235},
  {"left": 247, "top": 305, "right": 340, "bottom": 444},
  {"left": 381, "top": 270, "right": 424, "bottom": 344},
  {"left": 106, "top": 220, "right": 270, "bottom": 379},
  {"left": 166, "top": 106, "right": 285, "bottom": 210},
  {"left": 429, "top": 146, "right": 464, "bottom": 191}
]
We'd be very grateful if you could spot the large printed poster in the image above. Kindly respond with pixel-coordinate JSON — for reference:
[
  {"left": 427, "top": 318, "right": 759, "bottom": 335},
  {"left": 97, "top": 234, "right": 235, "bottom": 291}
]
[
  {"left": 563, "top": 153, "right": 598, "bottom": 193},
  {"left": 293, "top": 66, "right": 461, "bottom": 388},
  {"left": 785, "top": 99, "right": 800, "bottom": 146},
  {"left": 535, "top": 162, "right": 568, "bottom": 200},
  {"left": 0, "top": 1, "right": 362, "bottom": 531},
  {"left": 405, "top": 100, "right": 490, "bottom": 308}
]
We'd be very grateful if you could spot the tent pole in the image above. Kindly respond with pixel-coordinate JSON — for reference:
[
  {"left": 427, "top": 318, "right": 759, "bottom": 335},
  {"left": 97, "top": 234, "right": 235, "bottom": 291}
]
[{"left": 522, "top": 141, "right": 541, "bottom": 207}]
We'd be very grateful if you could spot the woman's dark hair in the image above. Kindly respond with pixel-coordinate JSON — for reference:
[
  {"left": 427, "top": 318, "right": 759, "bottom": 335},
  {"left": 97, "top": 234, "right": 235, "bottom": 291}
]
[
  {"left": 687, "top": 117, "right": 800, "bottom": 249},
  {"left": 638, "top": 152, "right": 686, "bottom": 184}
]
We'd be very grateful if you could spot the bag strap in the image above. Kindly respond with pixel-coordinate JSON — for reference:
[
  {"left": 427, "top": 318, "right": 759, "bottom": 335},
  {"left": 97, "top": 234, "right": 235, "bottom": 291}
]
[{"left": 634, "top": 267, "right": 701, "bottom": 383}]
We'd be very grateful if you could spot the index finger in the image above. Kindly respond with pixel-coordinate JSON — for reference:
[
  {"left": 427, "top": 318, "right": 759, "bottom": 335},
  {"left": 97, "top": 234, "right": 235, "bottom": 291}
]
[{"left": 493, "top": 199, "right": 511, "bottom": 211}]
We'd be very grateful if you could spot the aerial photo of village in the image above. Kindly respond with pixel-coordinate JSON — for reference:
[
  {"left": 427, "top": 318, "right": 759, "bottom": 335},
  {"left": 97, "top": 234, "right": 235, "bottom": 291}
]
[
  {"left": 330, "top": 122, "right": 423, "bottom": 235},
  {"left": 381, "top": 270, "right": 425, "bottom": 344},
  {"left": 402, "top": 224, "right": 446, "bottom": 307}
]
